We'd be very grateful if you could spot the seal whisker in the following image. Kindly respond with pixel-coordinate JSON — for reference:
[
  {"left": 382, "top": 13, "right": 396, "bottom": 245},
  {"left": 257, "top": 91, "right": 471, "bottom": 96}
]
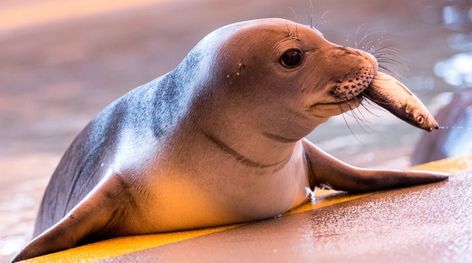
[
  {"left": 363, "top": 96, "right": 388, "bottom": 113},
  {"left": 378, "top": 64, "right": 398, "bottom": 77},
  {"left": 352, "top": 101, "right": 379, "bottom": 134},
  {"left": 353, "top": 23, "right": 369, "bottom": 48},
  {"left": 372, "top": 44, "right": 399, "bottom": 54},
  {"left": 355, "top": 32, "right": 403, "bottom": 80},
  {"left": 288, "top": 6, "right": 299, "bottom": 21},
  {"left": 374, "top": 51, "right": 400, "bottom": 60},
  {"left": 376, "top": 58, "right": 400, "bottom": 64},
  {"left": 338, "top": 101, "right": 363, "bottom": 142},
  {"left": 315, "top": 10, "right": 329, "bottom": 29},
  {"left": 361, "top": 33, "right": 394, "bottom": 53},
  {"left": 362, "top": 36, "right": 379, "bottom": 53},
  {"left": 359, "top": 98, "right": 382, "bottom": 117},
  {"left": 368, "top": 34, "right": 394, "bottom": 52},
  {"left": 308, "top": 0, "right": 314, "bottom": 28},
  {"left": 344, "top": 98, "right": 371, "bottom": 133},
  {"left": 374, "top": 48, "right": 399, "bottom": 56},
  {"left": 284, "top": 20, "right": 293, "bottom": 37}
]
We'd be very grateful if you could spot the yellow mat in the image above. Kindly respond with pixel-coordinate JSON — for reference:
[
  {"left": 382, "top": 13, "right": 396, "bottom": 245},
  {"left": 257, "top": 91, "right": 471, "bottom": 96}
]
[{"left": 24, "top": 155, "right": 472, "bottom": 262}]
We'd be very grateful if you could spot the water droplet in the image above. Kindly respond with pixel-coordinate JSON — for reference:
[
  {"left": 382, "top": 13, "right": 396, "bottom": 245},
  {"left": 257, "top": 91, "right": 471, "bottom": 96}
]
[{"left": 305, "top": 187, "right": 316, "bottom": 203}]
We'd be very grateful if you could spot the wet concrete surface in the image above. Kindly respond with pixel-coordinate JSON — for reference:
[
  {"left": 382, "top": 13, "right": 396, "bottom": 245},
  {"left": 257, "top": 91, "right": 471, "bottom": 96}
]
[
  {"left": 111, "top": 161, "right": 472, "bottom": 263},
  {"left": 0, "top": 0, "right": 463, "bottom": 261}
]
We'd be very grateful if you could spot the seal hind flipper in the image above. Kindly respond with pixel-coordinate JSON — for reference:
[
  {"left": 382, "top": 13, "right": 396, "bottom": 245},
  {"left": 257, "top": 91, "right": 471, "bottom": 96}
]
[
  {"left": 11, "top": 174, "right": 131, "bottom": 262},
  {"left": 302, "top": 139, "right": 448, "bottom": 193}
]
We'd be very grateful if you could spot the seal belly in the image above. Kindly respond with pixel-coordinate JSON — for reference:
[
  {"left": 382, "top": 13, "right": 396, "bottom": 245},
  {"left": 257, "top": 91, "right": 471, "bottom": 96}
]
[{"left": 141, "top": 142, "right": 310, "bottom": 232}]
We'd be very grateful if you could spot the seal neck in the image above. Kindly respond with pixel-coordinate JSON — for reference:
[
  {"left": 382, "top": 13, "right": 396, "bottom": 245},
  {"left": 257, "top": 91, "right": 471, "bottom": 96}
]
[{"left": 187, "top": 94, "right": 323, "bottom": 169}]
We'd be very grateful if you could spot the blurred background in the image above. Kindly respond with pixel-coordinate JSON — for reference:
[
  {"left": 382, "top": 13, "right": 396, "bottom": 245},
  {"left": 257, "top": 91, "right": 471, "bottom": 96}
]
[{"left": 0, "top": 0, "right": 470, "bottom": 261}]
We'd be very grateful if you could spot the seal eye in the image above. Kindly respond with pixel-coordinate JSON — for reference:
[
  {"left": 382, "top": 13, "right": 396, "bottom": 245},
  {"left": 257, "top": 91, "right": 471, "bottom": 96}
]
[{"left": 280, "top": 49, "right": 303, "bottom": 68}]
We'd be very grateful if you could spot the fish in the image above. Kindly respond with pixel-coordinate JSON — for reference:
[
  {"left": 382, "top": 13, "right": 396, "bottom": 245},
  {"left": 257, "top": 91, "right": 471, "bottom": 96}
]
[{"left": 364, "top": 72, "right": 439, "bottom": 132}]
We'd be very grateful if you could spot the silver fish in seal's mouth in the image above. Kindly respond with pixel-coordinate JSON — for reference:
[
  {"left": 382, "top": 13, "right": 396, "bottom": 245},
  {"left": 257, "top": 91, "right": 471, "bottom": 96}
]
[{"left": 363, "top": 72, "right": 439, "bottom": 132}]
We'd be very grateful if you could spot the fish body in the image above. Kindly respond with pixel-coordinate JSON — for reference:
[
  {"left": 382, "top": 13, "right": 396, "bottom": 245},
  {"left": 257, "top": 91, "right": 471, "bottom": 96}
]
[{"left": 365, "top": 72, "right": 439, "bottom": 131}]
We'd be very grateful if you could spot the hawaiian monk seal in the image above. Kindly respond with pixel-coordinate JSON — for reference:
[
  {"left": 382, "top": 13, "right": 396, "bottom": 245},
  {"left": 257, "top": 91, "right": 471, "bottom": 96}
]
[{"left": 13, "top": 18, "right": 447, "bottom": 262}]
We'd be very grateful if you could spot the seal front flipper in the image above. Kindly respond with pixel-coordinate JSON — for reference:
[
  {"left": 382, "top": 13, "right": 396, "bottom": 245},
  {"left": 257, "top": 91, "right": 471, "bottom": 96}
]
[
  {"left": 11, "top": 174, "right": 131, "bottom": 262},
  {"left": 302, "top": 139, "right": 448, "bottom": 193}
]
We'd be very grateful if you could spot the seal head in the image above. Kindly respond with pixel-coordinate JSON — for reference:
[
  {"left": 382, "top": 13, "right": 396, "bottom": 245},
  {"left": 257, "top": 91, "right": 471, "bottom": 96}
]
[{"left": 199, "top": 19, "right": 379, "bottom": 142}]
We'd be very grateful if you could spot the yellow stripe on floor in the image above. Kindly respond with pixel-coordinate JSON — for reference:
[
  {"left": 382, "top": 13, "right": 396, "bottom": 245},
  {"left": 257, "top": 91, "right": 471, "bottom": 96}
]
[{"left": 24, "top": 155, "right": 472, "bottom": 262}]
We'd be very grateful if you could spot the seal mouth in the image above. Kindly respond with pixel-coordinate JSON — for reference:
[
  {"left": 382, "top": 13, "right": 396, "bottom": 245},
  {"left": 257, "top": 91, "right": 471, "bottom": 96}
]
[
  {"left": 314, "top": 93, "right": 363, "bottom": 107},
  {"left": 306, "top": 83, "right": 370, "bottom": 113},
  {"left": 308, "top": 70, "right": 373, "bottom": 110},
  {"left": 305, "top": 66, "right": 376, "bottom": 115},
  {"left": 306, "top": 93, "right": 364, "bottom": 116}
]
